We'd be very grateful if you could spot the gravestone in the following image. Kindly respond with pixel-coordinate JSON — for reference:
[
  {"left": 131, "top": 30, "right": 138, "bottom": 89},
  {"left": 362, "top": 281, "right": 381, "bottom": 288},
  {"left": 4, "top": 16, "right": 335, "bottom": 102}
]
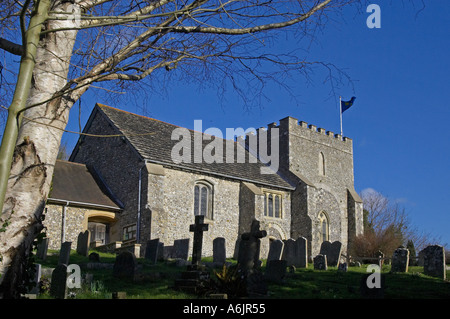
[
  {"left": 50, "top": 264, "right": 68, "bottom": 299},
  {"left": 237, "top": 219, "right": 267, "bottom": 273},
  {"left": 237, "top": 219, "right": 268, "bottom": 297},
  {"left": 145, "top": 238, "right": 160, "bottom": 264},
  {"left": 58, "top": 242, "right": 72, "bottom": 265},
  {"left": 281, "top": 239, "right": 296, "bottom": 266},
  {"left": 313, "top": 254, "right": 327, "bottom": 270},
  {"left": 173, "top": 239, "right": 190, "bottom": 260},
  {"left": 174, "top": 215, "right": 210, "bottom": 293},
  {"left": 338, "top": 262, "right": 348, "bottom": 272},
  {"left": 36, "top": 238, "right": 49, "bottom": 261},
  {"left": 296, "top": 237, "right": 308, "bottom": 268},
  {"left": 391, "top": 247, "right": 409, "bottom": 273},
  {"left": 76, "top": 230, "right": 90, "bottom": 257},
  {"left": 423, "top": 245, "right": 446, "bottom": 280},
  {"left": 213, "top": 237, "right": 226, "bottom": 264},
  {"left": 267, "top": 239, "right": 284, "bottom": 262},
  {"left": 28, "top": 263, "right": 42, "bottom": 295},
  {"left": 319, "top": 241, "right": 342, "bottom": 267},
  {"left": 113, "top": 251, "right": 137, "bottom": 280},
  {"left": 89, "top": 252, "right": 100, "bottom": 262},
  {"left": 265, "top": 260, "right": 287, "bottom": 283}
]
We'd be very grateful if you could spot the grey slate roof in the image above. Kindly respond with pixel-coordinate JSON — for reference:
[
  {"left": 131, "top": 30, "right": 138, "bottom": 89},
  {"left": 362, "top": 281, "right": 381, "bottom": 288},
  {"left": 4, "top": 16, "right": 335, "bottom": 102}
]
[
  {"left": 96, "top": 104, "right": 295, "bottom": 190},
  {"left": 48, "top": 160, "right": 122, "bottom": 210}
]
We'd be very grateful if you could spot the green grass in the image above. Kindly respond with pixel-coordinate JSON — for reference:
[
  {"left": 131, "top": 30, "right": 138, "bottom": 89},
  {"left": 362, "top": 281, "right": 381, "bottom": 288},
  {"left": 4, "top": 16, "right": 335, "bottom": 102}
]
[{"left": 35, "top": 250, "right": 450, "bottom": 299}]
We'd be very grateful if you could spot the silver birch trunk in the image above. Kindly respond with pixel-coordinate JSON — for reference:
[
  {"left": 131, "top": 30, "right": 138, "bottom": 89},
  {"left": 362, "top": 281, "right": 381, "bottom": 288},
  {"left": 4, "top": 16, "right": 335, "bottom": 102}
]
[{"left": 0, "top": 2, "right": 82, "bottom": 298}]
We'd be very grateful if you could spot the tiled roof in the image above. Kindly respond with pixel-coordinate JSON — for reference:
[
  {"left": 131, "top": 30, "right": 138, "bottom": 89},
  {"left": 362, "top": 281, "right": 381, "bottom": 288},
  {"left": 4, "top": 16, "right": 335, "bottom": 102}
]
[
  {"left": 48, "top": 160, "right": 122, "bottom": 210},
  {"left": 96, "top": 104, "right": 294, "bottom": 190}
]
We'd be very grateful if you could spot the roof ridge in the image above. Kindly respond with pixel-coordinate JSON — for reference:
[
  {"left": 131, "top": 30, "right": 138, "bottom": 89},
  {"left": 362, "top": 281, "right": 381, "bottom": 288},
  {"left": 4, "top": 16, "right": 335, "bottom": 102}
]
[{"left": 97, "top": 103, "right": 251, "bottom": 143}]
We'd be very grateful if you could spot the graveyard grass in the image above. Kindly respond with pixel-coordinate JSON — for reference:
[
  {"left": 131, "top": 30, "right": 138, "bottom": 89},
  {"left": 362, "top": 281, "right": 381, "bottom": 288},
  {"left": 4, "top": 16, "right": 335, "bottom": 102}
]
[{"left": 35, "top": 250, "right": 450, "bottom": 299}]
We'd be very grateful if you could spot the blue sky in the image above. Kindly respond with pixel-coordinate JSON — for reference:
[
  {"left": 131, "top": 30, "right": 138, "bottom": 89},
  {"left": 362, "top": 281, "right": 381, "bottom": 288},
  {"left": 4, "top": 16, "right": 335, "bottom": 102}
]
[{"left": 62, "top": 1, "right": 450, "bottom": 247}]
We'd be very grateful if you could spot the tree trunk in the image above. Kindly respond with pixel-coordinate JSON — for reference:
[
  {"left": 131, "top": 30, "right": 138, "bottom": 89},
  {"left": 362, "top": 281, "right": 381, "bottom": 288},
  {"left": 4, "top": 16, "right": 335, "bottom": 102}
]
[{"left": 0, "top": 1, "right": 81, "bottom": 298}]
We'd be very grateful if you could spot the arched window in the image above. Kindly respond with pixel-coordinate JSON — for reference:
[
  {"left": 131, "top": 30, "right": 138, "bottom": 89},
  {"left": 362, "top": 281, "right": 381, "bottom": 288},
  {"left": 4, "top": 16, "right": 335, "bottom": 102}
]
[
  {"left": 194, "top": 181, "right": 213, "bottom": 219},
  {"left": 318, "top": 212, "right": 329, "bottom": 243},
  {"left": 319, "top": 152, "right": 326, "bottom": 176}
]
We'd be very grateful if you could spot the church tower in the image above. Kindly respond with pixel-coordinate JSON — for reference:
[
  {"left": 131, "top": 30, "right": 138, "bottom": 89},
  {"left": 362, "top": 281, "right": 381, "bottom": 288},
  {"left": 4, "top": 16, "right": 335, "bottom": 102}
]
[{"left": 247, "top": 116, "right": 364, "bottom": 257}]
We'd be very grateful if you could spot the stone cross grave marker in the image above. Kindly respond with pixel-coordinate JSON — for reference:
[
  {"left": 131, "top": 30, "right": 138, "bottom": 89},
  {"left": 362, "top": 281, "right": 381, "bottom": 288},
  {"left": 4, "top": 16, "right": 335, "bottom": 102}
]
[
  {"left": 50, "top": 264, "right": 68, "bottom": 299},
  {"left": 58, "top": 242, "right": 72, "bottom": 265},
  {"left": 189, "top": 215, "right": 209, "bottom": 268},
  {"left": 213, "top": 237, "right": 226, "bottom": 264},
  {"left": 237, "top": 219, "right": 267, "bottom": 272},
  {"left": 267, "top": 239, "right": 284, "bottom": 262},
  {"left": 423, "top": 245, "right": 446, "bottom": 280},
  {"left": 391, "top": 247, "right": 409, "bottom": 273},
  {"left": 76, "top": 230, "right": 90, "bottom": 257},
  {"left": 145, "top": 238, "right": 160, "bottom": 264}
]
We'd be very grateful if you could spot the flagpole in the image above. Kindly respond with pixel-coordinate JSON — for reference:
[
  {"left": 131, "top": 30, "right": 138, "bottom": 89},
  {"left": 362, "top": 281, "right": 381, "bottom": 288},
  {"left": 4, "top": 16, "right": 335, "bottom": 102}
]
[{"left": 339, "top": 96, "right": 343, "bottom": 136}]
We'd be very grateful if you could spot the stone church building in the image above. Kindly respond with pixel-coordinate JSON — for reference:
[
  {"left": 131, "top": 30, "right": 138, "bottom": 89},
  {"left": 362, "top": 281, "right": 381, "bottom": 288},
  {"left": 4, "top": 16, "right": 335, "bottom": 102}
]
[{"left": 44, "top": 103, "right": 363, "bottom": 260}]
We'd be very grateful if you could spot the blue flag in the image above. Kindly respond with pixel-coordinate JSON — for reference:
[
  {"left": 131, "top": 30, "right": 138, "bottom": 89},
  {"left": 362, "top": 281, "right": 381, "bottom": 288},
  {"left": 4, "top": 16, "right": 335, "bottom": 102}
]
[{"left": 341, "top": 96, "right": 356, "bottom": 113}]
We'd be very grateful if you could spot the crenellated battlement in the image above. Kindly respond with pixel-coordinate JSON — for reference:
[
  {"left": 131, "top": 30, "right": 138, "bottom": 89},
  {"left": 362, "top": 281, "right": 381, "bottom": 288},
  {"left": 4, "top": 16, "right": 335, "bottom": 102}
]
[{"left": 244, "top": 116, "right": 352, "bottom": 145}]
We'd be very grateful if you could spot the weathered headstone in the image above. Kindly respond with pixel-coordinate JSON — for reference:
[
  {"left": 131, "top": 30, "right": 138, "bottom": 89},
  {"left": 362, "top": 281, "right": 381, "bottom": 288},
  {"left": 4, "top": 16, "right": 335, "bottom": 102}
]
[
  {"left": 267, "top": 239, "right": 284, "bottom": 262},
  {"left": 76, "top": 230, "right": 90, "bottom": 257},
  {"left": 213, "top": 237, "right": 226, "bottom": 264},
  {"left": 58, "top": 242, "right": 72, "bottom": 265},
  {"left": 265, "top": 260, "right": 287, "bottom": 283},
  {"left": 391, "top": 247, "right": 409, "bottom": 273},
  {"left": 319, "top": 241, "right": 342, "bottom": 267},
  {"left": 144, "top": 238, "right": 160, "bottom": 264},
  {"left": 89, "top": 252, "right": 100, "bottom": 262},
  {"left": 28, "top": 263, "right": 42, "bottom": 295},
  {"left": 173, "top": 239, "right": 190, "bottom": 260},
  {"left": 423, "top": 245, "right": 446, "bottom": 280},
  {"left": 313, "top": 254, "right": 327, "bottom": 270},
  {"left": 237, "top": 219, "right": 267, "bottom": 272},
  {"left": 296, "top": 237, "right": 308, "bottom": 268},
  {"left": 375, "top": 250, "right": 385, "bottom": 268},
  {"left": 36, "top": 238, "right": 49, "bottom": 261},
  {"left": 281, "top": 239, "right": 296, "bottom": 266},
  {"left": 113, "top": 251, "right": 137, "bottom": 280},
  {"left": 50, "top": 264, "right": 68, "bottom": 299},
  {"left": 338, "top": 262, "right": 348, "bottom": 272}
]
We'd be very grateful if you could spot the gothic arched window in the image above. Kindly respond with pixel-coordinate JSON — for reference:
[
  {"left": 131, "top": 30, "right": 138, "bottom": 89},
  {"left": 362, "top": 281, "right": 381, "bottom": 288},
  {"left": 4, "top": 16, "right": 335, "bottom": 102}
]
[
  {"left": 318, "top": 211, "right": 329, "bottom": 243},
  {"left": 194, "top": 181, "right": 213, "bottom": 219}
]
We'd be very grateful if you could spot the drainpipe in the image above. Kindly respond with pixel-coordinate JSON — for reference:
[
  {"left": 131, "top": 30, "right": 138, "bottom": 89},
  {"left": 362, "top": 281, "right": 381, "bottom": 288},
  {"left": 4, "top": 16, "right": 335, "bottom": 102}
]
[
  {"left": 137, "top": 160, "right": 148, "bottom": 244},
  {"left": 61, "top": 201, "right": 69, "bottom": 243}
]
